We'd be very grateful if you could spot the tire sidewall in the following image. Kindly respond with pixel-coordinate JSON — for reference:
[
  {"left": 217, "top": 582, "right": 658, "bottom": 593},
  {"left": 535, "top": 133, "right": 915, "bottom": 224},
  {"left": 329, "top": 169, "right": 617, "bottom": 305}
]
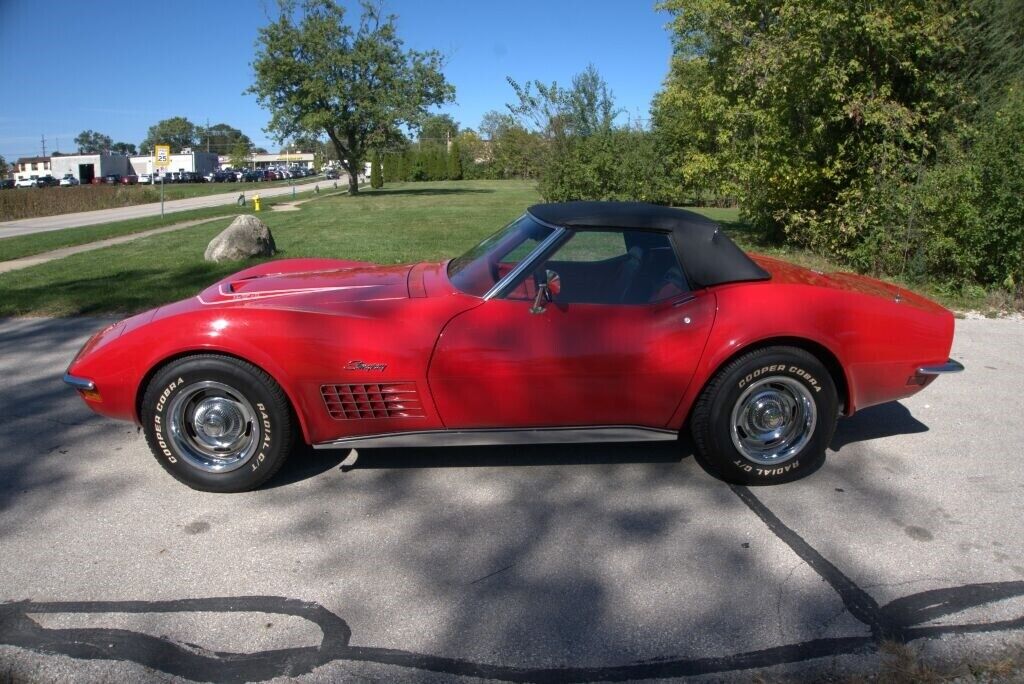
[
  {"left": 141, "top": 358, "right": 288, "bottom": 492},
  {"left": 703, "top": 349, "right": 837, "bottom": 485}
]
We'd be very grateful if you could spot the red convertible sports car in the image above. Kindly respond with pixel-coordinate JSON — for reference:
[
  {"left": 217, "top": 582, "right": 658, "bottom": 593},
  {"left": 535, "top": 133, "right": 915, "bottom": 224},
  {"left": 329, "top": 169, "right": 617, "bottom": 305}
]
[{"left": 65, "top": 202, "right": 963, "bottom": 492}]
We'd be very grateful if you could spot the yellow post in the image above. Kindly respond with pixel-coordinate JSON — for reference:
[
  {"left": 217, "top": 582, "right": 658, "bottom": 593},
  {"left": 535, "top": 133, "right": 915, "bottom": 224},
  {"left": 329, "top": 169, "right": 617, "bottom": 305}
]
[{"left": 253, "top": 194, "right": 261, "bottom": 212}]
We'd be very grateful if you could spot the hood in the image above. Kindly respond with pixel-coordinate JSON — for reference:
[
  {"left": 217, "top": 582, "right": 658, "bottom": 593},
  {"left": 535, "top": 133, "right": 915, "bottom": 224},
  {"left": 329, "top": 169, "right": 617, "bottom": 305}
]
[{"left": 197, "top": 262, "right": 413, "bottom": 308}]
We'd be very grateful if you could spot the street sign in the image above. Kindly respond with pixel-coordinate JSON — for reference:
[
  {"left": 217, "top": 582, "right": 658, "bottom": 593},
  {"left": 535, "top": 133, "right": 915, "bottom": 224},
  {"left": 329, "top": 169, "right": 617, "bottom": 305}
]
[{"left": 154, "top": 145, "right": 171, "bottom": 169}]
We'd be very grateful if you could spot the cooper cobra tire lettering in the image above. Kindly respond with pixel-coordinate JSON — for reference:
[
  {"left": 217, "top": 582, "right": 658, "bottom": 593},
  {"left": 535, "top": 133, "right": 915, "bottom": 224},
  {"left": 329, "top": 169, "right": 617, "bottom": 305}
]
[
  {"left": 693, "top": 346, "right": 838, "bottom": 486},
  {"left": 141, "top": 357, "right": 295, "bottom": 493},
  {"left": 738, "top": 365, "right": 820, "bottom": 393}
]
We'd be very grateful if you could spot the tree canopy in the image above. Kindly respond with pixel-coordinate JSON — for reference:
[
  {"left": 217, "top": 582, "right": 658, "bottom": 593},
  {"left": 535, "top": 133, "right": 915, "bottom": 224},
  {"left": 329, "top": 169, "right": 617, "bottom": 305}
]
[
  {"left": 198, "top": 124, "right": 252, "bottom": 154},
  {"left": 140, "top": 117, "right": 200, "bottom": 154},
  {"left": 74, "top": 130, "right": 113, "bottom": 154},
  {"left": 418, "top": 113, "right": 459, "bottom": 144},
  {"left": 249, "top": 0, "right": 455, "bottom": 193}
]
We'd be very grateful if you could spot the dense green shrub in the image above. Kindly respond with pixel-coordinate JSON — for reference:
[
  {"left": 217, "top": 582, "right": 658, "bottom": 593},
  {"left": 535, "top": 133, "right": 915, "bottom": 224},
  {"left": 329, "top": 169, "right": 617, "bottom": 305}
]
[
  {"left": 537, "top": 129, "right": 667, "bottom": 203},
  {"left": 648, "top": 0, "right": 1023, "bottom": 296},
  {"left": 370, "top": 154, "right": 383, "bottom": 189}
]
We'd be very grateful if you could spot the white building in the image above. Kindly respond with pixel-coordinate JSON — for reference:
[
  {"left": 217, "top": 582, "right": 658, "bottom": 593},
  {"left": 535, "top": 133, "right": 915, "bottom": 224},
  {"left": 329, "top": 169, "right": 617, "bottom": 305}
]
[
  {"left": 13, "top": 156, "right": 52, "bottom": 181},
  {"left": 218, "top": 152, "right": 316, "bottom": 170},
  {"left": 50, "top": 153, "right": 129, "bottom": 184},
  {"left": 129, "top": 150, "right": 219, "bottom": 178}
]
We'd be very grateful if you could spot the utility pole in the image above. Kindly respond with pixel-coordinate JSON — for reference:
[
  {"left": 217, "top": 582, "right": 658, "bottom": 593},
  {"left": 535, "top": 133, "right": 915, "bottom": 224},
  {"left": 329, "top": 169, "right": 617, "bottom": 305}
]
[
  {"left": 206, "top": 118, "right": 210, "bottom": 153},
  {"left": 40, "top": 134, "right": 47, "bottom": 157}
]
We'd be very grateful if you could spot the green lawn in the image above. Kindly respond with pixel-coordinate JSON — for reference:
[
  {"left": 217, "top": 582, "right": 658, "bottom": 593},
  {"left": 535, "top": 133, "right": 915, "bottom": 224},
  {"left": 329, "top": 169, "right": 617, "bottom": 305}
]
[
  {"left": 0, "top": 186, "right": 344, "bottom": 263},
  {"left": 0, "top": 179, "right": 985, "bottom": 317},
  {"left": 0, "top": 181, "right": 538, "bottom": 316}
]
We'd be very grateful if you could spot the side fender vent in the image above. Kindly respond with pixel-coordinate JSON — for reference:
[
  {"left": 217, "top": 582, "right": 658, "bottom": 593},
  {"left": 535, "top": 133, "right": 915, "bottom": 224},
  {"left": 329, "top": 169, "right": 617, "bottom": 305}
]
[{"left": 321, "top": 383, "right": 424, "bottom": 420}]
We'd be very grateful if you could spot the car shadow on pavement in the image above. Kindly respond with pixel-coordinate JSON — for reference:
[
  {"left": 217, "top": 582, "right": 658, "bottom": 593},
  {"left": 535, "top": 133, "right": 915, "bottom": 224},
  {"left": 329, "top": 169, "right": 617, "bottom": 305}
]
[
  {"left": 262, "top": 444, "right": 351, "bottom": 489},
  {"left": 265, "top": 401, "right": 929, "bottom": 486},
  {"left": 830, "top": 402, "right": 929, "bottom": 451}
]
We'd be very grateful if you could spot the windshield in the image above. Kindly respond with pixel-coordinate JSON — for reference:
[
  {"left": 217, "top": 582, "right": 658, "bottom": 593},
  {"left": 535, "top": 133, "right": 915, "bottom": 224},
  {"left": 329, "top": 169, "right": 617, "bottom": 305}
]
[{"left": 447, "top": 215, "right": 555, "bottom": 297}]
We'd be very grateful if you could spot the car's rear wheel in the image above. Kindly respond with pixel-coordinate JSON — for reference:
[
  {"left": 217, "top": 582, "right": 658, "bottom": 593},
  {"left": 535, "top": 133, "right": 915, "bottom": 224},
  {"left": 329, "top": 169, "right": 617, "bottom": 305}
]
[
  {"left": 141, "top": 355, "right": 296, "bottom": 492},
  {"left": 690, "top": 346, "right": 838, "bottom": 485}
]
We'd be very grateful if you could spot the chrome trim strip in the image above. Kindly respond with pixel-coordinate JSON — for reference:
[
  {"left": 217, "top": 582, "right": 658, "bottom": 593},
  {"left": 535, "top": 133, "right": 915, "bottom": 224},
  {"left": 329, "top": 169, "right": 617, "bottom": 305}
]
[
  {"left": 482, "top": 226, "right": 566, "bottom": 301},
  {"left": 63, "top": 374, "right": 96, "bottom": 391},
  {"left": 918, "top": 358, "right": 965, "bottom": 375},
  {"left": 313, "top": 425, "right": 678, "bottom": 450}
]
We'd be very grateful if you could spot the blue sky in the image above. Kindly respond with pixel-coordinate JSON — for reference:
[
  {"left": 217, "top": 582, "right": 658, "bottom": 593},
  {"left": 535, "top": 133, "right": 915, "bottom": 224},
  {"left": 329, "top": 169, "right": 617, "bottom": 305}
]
[{"left": 0, "top": 1, "right": 673, "bottom": 161}]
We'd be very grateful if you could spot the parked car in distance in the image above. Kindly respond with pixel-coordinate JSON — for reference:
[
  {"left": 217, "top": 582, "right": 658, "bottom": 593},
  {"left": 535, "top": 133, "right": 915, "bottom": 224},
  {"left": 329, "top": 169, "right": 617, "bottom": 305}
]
[
  {"left": 138, "top": 174, "right": 153, "bottom": 184},
  {"left": 36, "top": 175, "right": 60, "bottom": 187},
  {"left": 324, "top": 168, "right": 339, "bottom": 179},
  {"left": 14, "top": 177, "right": 36, "bottom": 188},
  {"left": 103, "top": 174, "right": 122, "bottom": 184},
  {"left": 0, "top": 179, "right": 14, "bottom": 190},
  {"left": 64, "top": 201, "right": 963, "bottom": 493},
  {"left": 59, "top": 174, "right": 80, "bottom": 186},
  {"left": 121, "top": 175, "right": 139, "bottom": 185},
  {"left": 204, "top": 170, "right": 233, "bottom": 183}
]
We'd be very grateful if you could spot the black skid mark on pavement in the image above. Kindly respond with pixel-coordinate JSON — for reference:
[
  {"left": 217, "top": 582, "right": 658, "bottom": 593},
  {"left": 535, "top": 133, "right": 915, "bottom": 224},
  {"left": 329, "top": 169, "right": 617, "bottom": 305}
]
[{"left": 0, "top": 487, "right": 1022, "bottom": 682}]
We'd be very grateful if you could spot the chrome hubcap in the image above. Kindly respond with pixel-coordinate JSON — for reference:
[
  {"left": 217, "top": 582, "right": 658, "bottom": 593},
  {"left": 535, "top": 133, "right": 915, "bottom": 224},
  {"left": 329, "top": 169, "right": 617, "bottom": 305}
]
[
  {"left": 168, "top": 381, "right": 258, "bottom": 473},
  {"left": 730, "top": 376, "right": 816, "bottom": 466}
]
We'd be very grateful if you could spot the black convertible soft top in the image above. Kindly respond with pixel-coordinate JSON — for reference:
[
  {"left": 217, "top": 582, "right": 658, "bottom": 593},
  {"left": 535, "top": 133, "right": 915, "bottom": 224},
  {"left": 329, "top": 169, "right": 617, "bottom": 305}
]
[{"left": 528, "top": 201, "right": 770, "bottom": 288}]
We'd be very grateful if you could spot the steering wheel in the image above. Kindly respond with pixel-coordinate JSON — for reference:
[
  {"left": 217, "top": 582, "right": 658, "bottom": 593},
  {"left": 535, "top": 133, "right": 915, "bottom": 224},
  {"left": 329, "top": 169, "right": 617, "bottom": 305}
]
[{"left": 488, "top": 258, "right": 501, "bottom": 284}]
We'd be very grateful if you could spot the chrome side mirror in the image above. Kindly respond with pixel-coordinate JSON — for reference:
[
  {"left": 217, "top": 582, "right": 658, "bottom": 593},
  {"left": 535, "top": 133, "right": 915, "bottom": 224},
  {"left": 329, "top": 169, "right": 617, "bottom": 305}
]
[{"left": 530, "top": 270, "right": 561, "bottom": 314}]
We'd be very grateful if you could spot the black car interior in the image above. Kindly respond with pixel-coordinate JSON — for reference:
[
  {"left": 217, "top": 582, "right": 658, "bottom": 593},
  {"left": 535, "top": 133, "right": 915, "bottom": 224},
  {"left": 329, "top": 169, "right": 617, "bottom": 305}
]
[{"left": 538, "top": 231, "right": 688, "bottom": 305}]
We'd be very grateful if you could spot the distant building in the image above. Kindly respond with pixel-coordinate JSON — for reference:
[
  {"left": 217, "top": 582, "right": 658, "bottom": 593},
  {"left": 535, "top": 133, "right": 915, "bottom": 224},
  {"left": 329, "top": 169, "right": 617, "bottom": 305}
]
[
  {"left": 13, "top": 156, "right": 52, "bottom": 181},
  {"left": 50, "top": 153, "right": 129, "bottom": 184},
  {"left": 129, "top": 150, "right": 219, "bottom": 178},
  {"left": 218, "top": 151, "right": 316, "bottom": 170}
]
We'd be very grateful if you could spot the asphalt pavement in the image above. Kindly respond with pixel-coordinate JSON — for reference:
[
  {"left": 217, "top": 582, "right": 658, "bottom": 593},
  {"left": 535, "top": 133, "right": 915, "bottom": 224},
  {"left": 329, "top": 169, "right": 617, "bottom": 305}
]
[
  {"left": 0, "top": 177, "right": 341, "bottom": 238},
  {"left": 0, "top": 315, "right": 1022, "bottom": 682}
]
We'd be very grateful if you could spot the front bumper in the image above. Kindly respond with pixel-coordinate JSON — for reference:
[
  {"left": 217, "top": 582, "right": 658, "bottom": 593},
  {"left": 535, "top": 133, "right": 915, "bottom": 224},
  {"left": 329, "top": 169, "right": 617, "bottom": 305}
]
[{"left": 918, "top": 358, "right": 965, "bottom": 375}]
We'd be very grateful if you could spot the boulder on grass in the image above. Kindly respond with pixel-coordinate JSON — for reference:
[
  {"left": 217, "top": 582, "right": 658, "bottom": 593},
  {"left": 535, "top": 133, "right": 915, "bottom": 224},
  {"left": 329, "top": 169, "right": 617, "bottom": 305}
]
[{"left": 204, "top": 215, "right": 276, "bottom": 263}]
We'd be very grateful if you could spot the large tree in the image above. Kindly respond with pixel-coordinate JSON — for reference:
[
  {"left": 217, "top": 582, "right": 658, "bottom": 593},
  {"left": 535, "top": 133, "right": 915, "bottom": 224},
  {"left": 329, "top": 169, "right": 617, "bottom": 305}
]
[
  {"left": 198, "top": 123, "right": 253, "bottom": 154},
  {"left": 140, "top": 117, "right": 199, "bottom": 154},
  {"left": 249, "top": 0, "right": 454, "bottom": 194},
  {"left": 74, "top": 130, "right": 113, "bottom": 154},
  {"left": 418, "top": 113, "right": 458, "bottom": 144}
]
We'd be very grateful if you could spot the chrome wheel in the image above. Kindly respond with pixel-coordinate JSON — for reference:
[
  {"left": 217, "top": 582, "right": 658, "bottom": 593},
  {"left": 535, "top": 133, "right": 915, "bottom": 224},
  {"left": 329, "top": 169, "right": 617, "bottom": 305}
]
[
  {"left": 729, "top": 376, "right": 816, "bottom": 466},
  {"left": 167, "top": 381, "right": 259, "bottom": 473}
]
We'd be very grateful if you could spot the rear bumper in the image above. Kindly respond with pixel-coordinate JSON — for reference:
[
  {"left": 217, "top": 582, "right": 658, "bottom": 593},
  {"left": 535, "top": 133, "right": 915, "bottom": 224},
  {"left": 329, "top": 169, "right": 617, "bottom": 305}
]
[
  {"left": 63, "top": 373, "right": 96, "bottom": 391},
  {"left": 918, "top": 358, "right": 965, "bottom": 375}
]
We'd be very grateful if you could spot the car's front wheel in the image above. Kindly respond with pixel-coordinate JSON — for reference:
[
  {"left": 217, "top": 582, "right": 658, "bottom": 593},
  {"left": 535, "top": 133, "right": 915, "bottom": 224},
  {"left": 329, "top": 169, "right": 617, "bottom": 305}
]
[
  {"left": 141, "top": 355, "right": 296, "bottom": 492},
  {"left": 690, "top": 346, "right": 838, "bottom": 485}
]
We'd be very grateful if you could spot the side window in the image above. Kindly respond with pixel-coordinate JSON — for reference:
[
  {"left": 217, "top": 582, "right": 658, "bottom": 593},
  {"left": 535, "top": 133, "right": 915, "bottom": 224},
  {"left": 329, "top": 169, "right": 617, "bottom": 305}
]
[
  {"left": 552, "top": 231, "right": 628, "bottom": 262},
  {"left": 510, "top": 229, "right": 688, "bottom": 305}
]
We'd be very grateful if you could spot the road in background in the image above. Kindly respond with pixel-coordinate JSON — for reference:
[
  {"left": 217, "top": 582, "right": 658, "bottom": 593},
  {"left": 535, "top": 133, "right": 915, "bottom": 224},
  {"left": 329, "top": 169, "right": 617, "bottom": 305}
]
[
  {"left": 0, "top": 176, "right": 346, "bottom": 239},
  {"left": 0, "top": 316, "right": 1021, "bottom": 682}
]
